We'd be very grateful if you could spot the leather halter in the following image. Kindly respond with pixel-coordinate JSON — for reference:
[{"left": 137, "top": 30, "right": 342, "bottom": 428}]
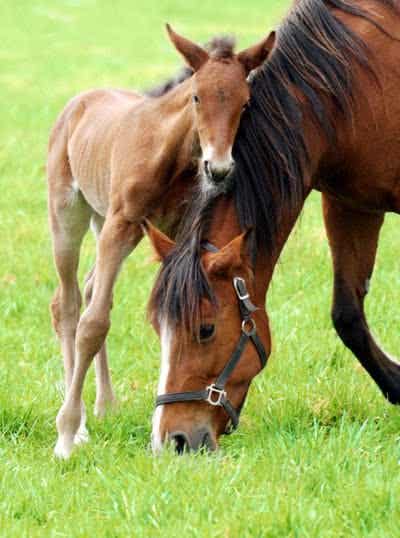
[{"left": 155, "top": 242, "right": 268, "bottom": 434}]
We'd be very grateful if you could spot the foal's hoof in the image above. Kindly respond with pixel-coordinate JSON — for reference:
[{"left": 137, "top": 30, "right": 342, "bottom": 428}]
[
  {"left": 54, "top": 435, "right": 74, "bottom": 460},
  {"left": 74, "top": 425, "right": 90, "bottom": 446}
]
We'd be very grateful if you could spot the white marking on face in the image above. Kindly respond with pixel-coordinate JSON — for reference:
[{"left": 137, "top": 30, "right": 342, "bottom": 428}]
[
  {"left": 202, "top": 144, "right": 233, "bottom": 173},
  {"left": 151, "top": 320, "right": 172, "bottom": 453}
]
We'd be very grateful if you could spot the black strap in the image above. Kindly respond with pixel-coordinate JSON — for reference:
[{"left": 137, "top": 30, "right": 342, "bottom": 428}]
[
  {"left": 250, "top": 333, "right": 268, "bottom": 368},
  {"left": 214, "top": 332, "right": 249, "bottom": 390},
  {"left": 156, "top": 391, "right": 208, "bottom": 406},
  {"left": 234, "top": 277, "right": 258, "bottom": 315}
]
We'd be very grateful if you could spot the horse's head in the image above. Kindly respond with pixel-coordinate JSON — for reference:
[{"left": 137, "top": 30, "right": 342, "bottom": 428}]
[
  {"left": 144, "top": 220, "right": 271, "bottom": 453},
  {"left": 166, "top": 24, "right": 275, "bottom": 191}
]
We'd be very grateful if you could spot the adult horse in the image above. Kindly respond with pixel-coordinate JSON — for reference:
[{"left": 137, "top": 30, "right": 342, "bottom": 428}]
[
  {"left": 146, "top": 0, "right": 400, "bottom": 452},
  {"left": 48, "top": 26, "right": 273, "bottom": 459}
]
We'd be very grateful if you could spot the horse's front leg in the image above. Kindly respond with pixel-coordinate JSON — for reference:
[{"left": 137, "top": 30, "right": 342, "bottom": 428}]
[
  {"left": 54, "top": 214, "right": 142, "bottom": 458},
  {"left": 323, "top": 193, "right": 400, "bottom": 403}
]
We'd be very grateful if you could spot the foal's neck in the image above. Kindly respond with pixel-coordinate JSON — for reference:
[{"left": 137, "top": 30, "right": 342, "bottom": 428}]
[{"left": 151, "top": 78, "right": 199, "bottom": 161}]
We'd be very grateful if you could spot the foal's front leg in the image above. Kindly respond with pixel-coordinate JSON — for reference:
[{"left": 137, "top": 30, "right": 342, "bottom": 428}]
[{"left": 54, "top": 214, "right": 142, "bottom": 458}]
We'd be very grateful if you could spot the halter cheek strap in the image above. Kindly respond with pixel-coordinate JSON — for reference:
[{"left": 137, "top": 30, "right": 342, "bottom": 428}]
[{"left": 155, "top": 265, "right": 269, "bottom": 434}]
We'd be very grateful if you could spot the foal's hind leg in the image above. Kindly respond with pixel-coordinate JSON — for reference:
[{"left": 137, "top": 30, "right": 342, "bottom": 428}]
[
  {"left": 323, "top": 194, "right": 400, "bottom": 402},
  {"left": 84, "top": 214, "right": 116, "bottom": 417},
  {"left": 55, "top": 214, "right": 142, "bottom": 458},
  {"left": 49, "top": 184, "right": 92, "bottom": 441}
]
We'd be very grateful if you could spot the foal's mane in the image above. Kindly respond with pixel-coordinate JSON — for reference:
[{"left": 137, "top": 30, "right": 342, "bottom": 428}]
[
  {"left": 149, "top": 0, "right": 399, "bottom": 331},
  {"left": 145, "top": 36, "right": 236, "bottom": 97}
]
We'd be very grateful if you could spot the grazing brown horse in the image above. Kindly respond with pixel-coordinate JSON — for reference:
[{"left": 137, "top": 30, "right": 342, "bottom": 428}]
[
  {"left": 48, "top": 24, "right": 273, "bottom": 458},
  {"left": 146, "top": 0, "right": 400, "bottom": 453}
]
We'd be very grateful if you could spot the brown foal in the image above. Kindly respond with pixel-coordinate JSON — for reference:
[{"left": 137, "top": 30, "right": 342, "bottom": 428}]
[
  {"left": 146, "top": 0, "right": 400, "bottom": 452},
  {"left": 48, "top": 25, "right": 273, "bottom": 458}
]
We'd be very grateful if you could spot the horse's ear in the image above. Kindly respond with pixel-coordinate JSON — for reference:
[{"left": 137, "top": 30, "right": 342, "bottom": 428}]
[
  {"left": 141, "top": 219, "right": 176, "bottom": 261},
  {"left": 166, "top": 24, "right": 209, "bottom": 71},
  {"left": 237, "top": 31, "right": 275, "bottom": 74},
  {"left": 204, "top": 229, "right": 253, "bottom": 276}
]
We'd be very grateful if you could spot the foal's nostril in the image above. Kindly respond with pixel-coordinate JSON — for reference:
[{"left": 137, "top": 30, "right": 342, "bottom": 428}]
[
  {"left": 211, "top": 168, "right": 229, "bottom": 182},
  {"left": 169, "top": 432, "right": 190, "bottom": 454}
]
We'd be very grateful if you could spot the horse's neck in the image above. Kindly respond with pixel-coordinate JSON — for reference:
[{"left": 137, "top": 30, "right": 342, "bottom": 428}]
[{"left": 204, "top": 198, "right": 274, "bottom": 305}]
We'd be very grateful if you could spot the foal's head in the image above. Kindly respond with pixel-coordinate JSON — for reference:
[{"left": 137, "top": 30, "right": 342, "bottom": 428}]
[
  {"left": 166, "top": 24, "right": 275, "bottom": 190},
  {"left": 145, "top": 221, "right": 271, "bottom": 453}
]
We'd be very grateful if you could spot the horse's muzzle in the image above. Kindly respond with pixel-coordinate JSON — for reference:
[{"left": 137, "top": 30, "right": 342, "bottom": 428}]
[{"left": 169, "top": 427, "right": 217, "bottom": 454}]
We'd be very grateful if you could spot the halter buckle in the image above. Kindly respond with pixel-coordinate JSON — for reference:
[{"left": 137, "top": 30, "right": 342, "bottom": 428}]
[
  {"left": 233, "top": 277, "right": 250, "bottom": 301},
  {"left": 206, "top": 384, "right": 226, "bottom": 406}
]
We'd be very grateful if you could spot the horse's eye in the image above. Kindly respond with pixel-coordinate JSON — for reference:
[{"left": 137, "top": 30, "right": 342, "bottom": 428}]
[
  {"left": 193, "top": 95, "right": 200, "bottom": 104},
  {"left": 242, "top": 101, "right": 250, "bottom": 112},
  {"left": 198, "top": 324, "right": 215, "bottom": 343}
]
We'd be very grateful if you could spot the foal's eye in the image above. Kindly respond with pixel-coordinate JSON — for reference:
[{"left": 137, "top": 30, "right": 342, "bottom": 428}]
[
  {"left": 198, "top": 324, "right": 216, "bottom": 343},
  {"left": 193, "top": 95, "right": 200, "bottom": 104}
]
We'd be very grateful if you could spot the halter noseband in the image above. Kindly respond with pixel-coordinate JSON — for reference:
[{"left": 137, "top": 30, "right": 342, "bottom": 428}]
[{"left": 155, "top": 242, "right": 268, "bottom": 434}]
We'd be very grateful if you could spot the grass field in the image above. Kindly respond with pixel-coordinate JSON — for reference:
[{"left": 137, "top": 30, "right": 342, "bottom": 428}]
[{"left": 1, "top": 1, "right": 400, "bottom": 536}]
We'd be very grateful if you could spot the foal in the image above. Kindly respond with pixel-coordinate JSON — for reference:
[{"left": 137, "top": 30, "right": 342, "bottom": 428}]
[{"left": 48, "top": 24, "right": 274, "bottom": 458}]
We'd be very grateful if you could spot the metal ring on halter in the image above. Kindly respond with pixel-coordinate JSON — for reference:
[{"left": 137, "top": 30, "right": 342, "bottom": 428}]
[
  {"left": 206, "top": 385, "right": 227, "bottom": 406},
  {"left": 241, "top": 318, "right": 256, "bottom": 336}
]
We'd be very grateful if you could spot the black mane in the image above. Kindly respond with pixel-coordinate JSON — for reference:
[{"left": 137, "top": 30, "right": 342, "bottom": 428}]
[
  {"left": 145, "top": 36, "right": 236, "bottom": 97},
  {"left": 149, "top": 0, "right": 399, "bottom": 330}
]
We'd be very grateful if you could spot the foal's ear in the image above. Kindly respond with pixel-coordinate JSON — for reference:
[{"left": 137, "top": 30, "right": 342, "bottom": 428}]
[
  {"left": 166, "top": 24, "right": 209, "bottom": 71},
  {"left": 141, "top": 219, "right": 176, "bottom": 261},
  {"left": 204, "top": 229, "right": 253, "bottom": 276},
  {"left": 237, "top": 31, "right": 275, "bottom": 74}
]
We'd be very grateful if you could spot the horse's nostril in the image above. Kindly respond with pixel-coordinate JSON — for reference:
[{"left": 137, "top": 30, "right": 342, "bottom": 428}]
[
  {"left": 192, "top": 427, "right": 216, "bottom": 452},
  {"left": 169, "top": 432, "right": 190, "bottom": 454},
  {"left": 201, "top": 431, "right": 213, "bottom": 450}
]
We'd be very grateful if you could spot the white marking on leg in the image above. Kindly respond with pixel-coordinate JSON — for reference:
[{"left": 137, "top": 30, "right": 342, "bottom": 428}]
[
  {"left": 72, "top": 179, "right": 79, "bottom": 193},
  {"left": 74, "top": 403, "right": 90, "bottom": 445},
  {"left": 151, "top": 321, "right": 172, "bottom": 453},
  {"left": 54, "top": 434, "right": 74, "bottom": 459}
]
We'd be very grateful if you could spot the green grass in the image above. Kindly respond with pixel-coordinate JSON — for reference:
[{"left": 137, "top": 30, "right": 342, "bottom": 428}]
[{"left": 1, "top": 1, "right": 400, "bottom": 536}]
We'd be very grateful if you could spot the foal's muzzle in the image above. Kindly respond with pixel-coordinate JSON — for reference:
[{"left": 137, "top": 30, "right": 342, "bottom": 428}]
[{"left": 204, "top": 159, "right": 235, "bottom": 184}]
